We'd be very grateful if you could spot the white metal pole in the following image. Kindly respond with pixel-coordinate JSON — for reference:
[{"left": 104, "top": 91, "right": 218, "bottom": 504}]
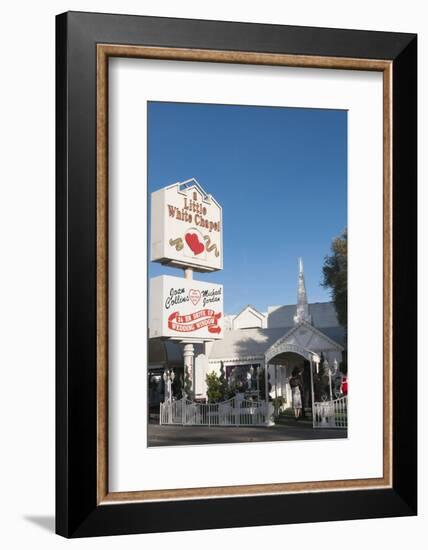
[
  {"left": 256, "top": 366, "right": 260, "bottom": 398},
  {"left": 265, "top": 362, "right": 269, "bottom": 403},
  {"left": 264, "top": 361, "right": 272, "bottom": 426},
  {"left": 274, "top": 365, "right": 278, "bottom": 418},
  {"left": 182, "top": 266, "right": 194, "bottom": 398},
  {"left": 309, "top": 357, "right": 315, "bottom": 428},
  {"left": 183, "top": 342, "right": 195, "bottom": 399},
  {"left": 184, "top": 267, "right": 193, "bottom": 280}
]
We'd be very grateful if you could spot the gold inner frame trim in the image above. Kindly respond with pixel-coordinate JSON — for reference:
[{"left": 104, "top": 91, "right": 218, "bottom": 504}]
[{"left": 96, "top": 44, "right": 393, "bottom": 504}]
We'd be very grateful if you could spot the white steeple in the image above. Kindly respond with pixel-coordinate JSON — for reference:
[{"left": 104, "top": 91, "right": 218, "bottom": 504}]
[{"left": 293, "top": 257, "right": 312, "bottom": 325}]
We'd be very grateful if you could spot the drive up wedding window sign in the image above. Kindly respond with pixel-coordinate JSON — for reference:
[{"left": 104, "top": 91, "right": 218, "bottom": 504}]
[
  {"left": 149, "top": 275, "right": 223, "bottom": 338},
  {"left": 56, "top": 11, "right": 417, "bottom": 538}
]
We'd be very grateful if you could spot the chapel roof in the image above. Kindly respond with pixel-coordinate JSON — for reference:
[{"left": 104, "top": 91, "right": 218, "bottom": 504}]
[
  {"left": 267, "top": 301, "right": 340, "bottom": 329},
  {"left": 209, "top": 323, "right": 345, "bottom": 360}
]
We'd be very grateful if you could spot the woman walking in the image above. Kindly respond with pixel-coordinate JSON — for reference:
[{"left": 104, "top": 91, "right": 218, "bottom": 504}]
[{"left": 289, "top": 368, "right": 303, "bottom": 420}]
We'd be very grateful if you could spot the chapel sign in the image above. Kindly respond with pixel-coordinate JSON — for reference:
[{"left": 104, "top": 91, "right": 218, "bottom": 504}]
[
  {"left": 150, "top": 179, "right": 223, "bottom": 272},
  {"left": 149, "top": 275, "right": 223, "bottom": 340}
]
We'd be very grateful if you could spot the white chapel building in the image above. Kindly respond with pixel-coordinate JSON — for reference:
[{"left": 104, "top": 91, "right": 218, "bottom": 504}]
[{"left": 148, "top": 259, "right": 345, "bottom": 410}]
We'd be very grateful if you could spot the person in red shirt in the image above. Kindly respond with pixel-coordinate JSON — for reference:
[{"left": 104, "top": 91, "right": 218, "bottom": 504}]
[{"left": 341, "top": 376, "right": 348, "bottom": 396}]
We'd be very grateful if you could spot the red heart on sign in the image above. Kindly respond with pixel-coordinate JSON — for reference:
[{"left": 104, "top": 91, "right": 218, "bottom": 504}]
[
  {"left": 185, "top": 233, "right": 205, "bottom": 255},
  {"left": 189, "top": 289, "right": 201, "bottom": 306}
]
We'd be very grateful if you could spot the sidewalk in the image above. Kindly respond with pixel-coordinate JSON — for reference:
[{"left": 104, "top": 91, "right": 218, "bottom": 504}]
[{"left": 147, "top": 415, "right": 347, "bottom": 446}]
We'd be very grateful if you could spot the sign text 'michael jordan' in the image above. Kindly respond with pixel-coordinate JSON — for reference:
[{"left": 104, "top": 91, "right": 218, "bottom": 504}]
[{"left": 149, "top": 275, "right": 223, "bottom": 340}]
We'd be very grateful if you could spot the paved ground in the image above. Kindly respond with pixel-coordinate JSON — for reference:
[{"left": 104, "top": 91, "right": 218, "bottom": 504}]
[{"left": 147, "top": 415, "right": 347, "bottom": 447}]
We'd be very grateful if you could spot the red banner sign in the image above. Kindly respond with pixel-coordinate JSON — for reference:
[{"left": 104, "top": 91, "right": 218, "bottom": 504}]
[{"left": 168, "top": 309, "right": 222, "bottom": 334}]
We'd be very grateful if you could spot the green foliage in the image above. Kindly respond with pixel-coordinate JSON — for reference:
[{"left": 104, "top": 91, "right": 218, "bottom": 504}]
[
  {"left": 224, "top": 382, "right": 237, "bottom": 400},
  {"left": 172, "top": 371, "right": 183, "bottom": 397},
  {"left": 272, "top": 396, "right": 286, "bottom": 412},
  {"left": 322, "top": 229, "right": 348, "bottom": 330},
  {"left": 219, "top": 362, "right": 228, "bottom": 396},
  {"left": 205, "top": 371, "right": 225, "bottom": 403},
  {"left": 272, "top": 396, "right": 286, "bottom": 407}
]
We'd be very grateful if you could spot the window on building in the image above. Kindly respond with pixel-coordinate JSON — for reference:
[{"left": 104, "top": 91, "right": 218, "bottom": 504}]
[{"left": 225, "top": 364, "right": 260, "bottom": 393}]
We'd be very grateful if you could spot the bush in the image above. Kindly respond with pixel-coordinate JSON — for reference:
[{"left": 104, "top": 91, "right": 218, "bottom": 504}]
[{"left": 205, "top": 371, "right": 225, "bottom": 402}]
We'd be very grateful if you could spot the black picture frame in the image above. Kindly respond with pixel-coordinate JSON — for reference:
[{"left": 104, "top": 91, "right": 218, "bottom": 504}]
[{"left": 56, "top": 11, "right": 417, "bottom": 538}]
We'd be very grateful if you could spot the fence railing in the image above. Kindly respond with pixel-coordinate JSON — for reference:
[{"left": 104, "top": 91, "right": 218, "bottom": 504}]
[
  {"left": 312, "top": 396, "right": 347, "bottom": 429},
  {"left": 160, "top": 396, "right": 268, "bottom": 426}
]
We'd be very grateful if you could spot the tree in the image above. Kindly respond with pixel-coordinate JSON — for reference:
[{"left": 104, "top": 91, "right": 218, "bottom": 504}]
[
  {"left": 205, "top": 371, "right": 225, "bottom": 403},
  {"left": 172, "top": 371, "right": 183, "bottom": 398},
  {"left": 322, "top": 229, "right": 347, "bottom": 330},
  {"left": 219, "top": 362, "right": 228, "bottom": 397}
]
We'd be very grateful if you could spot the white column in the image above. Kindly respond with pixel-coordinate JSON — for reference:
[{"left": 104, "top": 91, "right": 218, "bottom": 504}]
[
  {"left": 183, "top": 342, "right": 195, "bottom": 399},
  {"left": 264, "top": 361, "right": 274, "bottom": 427},
  {"left": 328, "top": 366, "right": 333, "bottom": 401},
  {"left": 256, "top": 366, "right": 260, "bottom": 397},
  {"left": 314, "top": 355, "right": 320, "bottom": 374},
  {"left": 264, "top": 362, "right": 269, "bottom": 403},
  {"left": 323, "top": 357, "right": 332, "bottom": 400},
  {"left": 274, "top": 365, "right": 278, "bottom": 417},
  {"left": 309, "top": 357, "right": 315, "bottom": 428},
  {"left": 184, "top": 267, "right": 193, "bottom": 280}
]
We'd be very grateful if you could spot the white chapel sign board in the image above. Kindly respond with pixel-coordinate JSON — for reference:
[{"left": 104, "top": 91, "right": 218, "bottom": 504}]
[
  {"left": 149, "top": 275, "right": 223, "bottom": 340},
  {"left": 150, "top": 179, "right": 223, "bottom": 272}
]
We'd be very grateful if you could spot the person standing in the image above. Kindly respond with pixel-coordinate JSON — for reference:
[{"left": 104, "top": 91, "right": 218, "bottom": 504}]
[{"left": 289, "top": 368, "right": 302, "bottom": 420}]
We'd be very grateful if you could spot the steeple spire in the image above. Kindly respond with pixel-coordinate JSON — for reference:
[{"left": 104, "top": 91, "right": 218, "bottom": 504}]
[{"left": 294, "top": 257, "right": 312, "bottom": 325}]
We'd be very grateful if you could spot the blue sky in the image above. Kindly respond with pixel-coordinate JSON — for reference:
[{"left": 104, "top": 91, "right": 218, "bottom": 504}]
[{"left": 148, "top": 102, "right": 347, "bottom": 315}]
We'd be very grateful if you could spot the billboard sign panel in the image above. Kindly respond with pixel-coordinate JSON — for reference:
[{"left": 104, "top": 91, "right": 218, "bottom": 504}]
[
  {"left": 149, "top": 275, "right": 223, "bottom": 340},
  {"left": 150, "top": 179, "right": 223, "bottom": 272}
]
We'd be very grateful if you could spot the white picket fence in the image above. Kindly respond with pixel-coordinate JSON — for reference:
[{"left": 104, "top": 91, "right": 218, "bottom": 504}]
[
  {"left": 160, "top": 396, "right": 268, "bottom": 426},
  {"left": 312, "top": 396, "right": 347, "bottom": 429}
]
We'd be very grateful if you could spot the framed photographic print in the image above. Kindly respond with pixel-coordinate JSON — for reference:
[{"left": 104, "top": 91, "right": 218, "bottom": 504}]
[{"left": 56, "top": 11, "right": 417, "bottom": 538}]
